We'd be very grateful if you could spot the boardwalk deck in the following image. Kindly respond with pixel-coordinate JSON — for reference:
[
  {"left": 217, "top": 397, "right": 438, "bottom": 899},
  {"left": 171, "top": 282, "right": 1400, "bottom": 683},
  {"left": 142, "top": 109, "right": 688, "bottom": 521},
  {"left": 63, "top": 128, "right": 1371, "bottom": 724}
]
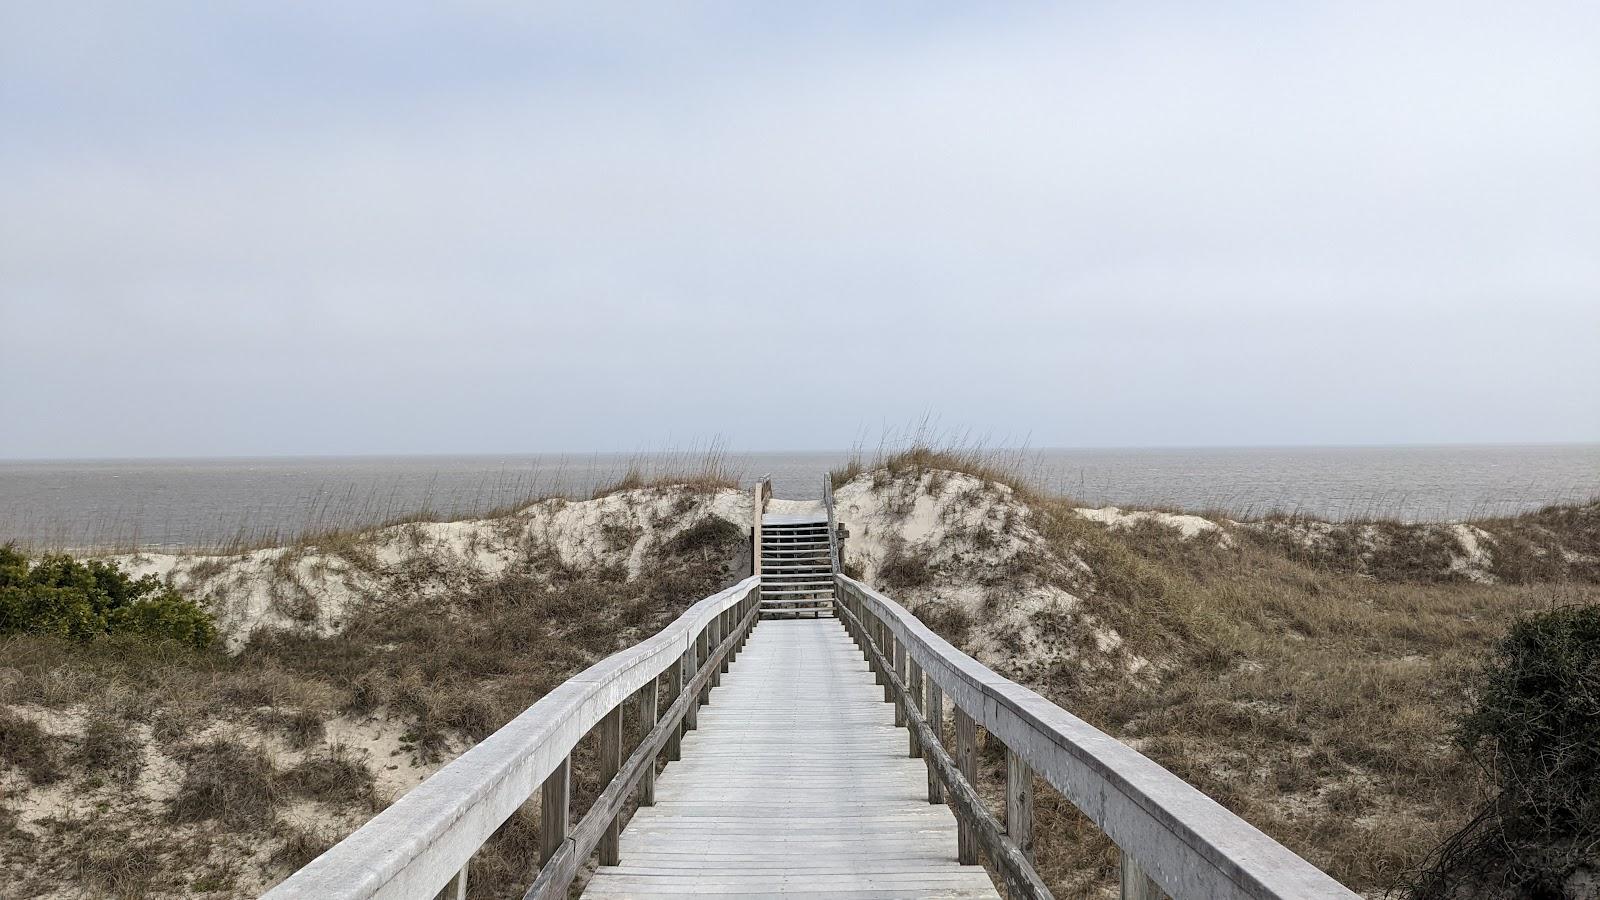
[{"left": 582, "top": 618, "right": 1001, "bottom": 899}]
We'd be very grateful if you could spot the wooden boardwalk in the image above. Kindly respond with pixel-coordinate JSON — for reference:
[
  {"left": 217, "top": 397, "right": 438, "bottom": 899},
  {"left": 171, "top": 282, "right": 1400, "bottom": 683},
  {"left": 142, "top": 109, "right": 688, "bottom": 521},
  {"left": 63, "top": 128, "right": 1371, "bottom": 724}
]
[{"left": 582, "top": 617, "right": 1001, "bottom": 899}]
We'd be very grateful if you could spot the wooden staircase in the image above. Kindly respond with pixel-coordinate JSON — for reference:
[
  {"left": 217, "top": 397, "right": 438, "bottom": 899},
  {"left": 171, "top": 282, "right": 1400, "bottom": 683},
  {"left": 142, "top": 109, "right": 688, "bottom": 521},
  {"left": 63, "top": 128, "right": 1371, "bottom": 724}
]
[{"left": 759, "top": 515, "right": 835, "bottom": 618}]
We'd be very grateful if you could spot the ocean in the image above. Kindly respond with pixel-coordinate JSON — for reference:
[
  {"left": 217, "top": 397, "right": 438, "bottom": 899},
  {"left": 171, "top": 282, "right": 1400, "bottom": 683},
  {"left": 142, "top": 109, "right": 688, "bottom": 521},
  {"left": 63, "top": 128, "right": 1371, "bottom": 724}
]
[{"left": 2, "top": 445, "right": 1596, "bottom": 550}]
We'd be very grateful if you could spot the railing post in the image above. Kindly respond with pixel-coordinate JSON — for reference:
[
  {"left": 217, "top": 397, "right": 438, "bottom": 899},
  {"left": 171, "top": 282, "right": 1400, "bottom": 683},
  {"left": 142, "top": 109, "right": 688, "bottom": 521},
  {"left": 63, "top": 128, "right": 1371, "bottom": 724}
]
[
  {"left": 683, "top": 642, "right": 699, "bottom": 731},
  {"left": 925, "top": 677, "right": 944, "bottom": 804},
  {"left": 720, "top": 609, "right": 732, "bottom": 674},
  {"left": 1007, "top": 747, "right": 1035, "bottom": 863},
  {"left": 697, "top": 628, "right": 711, "bottom": 706},
  {"left": 639, "top": 675, "right": 660, "bottom": 806},
  {"left": 907, "top": 659, "right": 923, "bottom": 759},
  {"left": 882, "top": 630, "right": 896, "bottom": 703},
  {"left": 539, "top": 755, "right": 570, "bottom": 866},
  {"left": 893, "top": 640, "right": 907, "bottom": 726},
  {"left": 1121, "top": 852, "right": 1164, "bottom": 900},
  {"left": 710, "top": 615, "right": 723, "bottom": 689},
  {"left": 954, "top": 706, "right": 978, "bottom": 864},
  {"left": 598, "top": 705, "right": 623, "bottom": 866}
]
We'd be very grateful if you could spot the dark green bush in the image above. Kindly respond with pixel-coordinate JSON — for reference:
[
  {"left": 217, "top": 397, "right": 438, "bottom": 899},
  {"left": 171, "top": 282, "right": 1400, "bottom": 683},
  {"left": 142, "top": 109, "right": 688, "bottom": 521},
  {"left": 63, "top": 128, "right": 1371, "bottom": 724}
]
[
  {"left": 0, "top": 544, "right": 216, "bottom": 649},
  {"left": 1411, "top": 603, "right": 1600, "bottom": 899}
]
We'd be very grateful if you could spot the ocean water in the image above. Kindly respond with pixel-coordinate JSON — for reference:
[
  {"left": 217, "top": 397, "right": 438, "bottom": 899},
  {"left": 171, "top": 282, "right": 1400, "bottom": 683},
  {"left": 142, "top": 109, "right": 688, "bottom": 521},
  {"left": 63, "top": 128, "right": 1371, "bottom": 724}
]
[{"left": 1, "top": 445, "right": 1596, "bottom": 550}]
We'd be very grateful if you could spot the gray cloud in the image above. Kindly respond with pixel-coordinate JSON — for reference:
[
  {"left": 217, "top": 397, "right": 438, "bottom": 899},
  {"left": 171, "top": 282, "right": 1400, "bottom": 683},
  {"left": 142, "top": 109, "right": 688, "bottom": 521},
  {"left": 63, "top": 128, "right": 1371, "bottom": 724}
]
[{"left": 3, "top": 2, "right": 1597, "bottom": 456}]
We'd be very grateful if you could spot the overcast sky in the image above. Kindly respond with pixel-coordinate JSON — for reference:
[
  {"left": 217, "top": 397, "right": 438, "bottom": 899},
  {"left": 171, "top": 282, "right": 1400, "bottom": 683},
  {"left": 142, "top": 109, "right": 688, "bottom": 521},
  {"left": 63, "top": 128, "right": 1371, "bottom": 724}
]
[{"left": 2, "top": 3, "right": 1596, "bottom": 458}]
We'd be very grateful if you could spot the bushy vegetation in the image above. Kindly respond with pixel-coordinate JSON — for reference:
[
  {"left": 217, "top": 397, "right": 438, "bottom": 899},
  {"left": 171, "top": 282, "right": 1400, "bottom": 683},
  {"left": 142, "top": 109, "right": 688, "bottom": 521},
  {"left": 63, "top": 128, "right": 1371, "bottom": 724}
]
[
  {"left": 0, "top": 544, "right": 215, "bottom": 648},
  {"left": 1411, "top": 604, "right": 1600, "bottom": 899}
]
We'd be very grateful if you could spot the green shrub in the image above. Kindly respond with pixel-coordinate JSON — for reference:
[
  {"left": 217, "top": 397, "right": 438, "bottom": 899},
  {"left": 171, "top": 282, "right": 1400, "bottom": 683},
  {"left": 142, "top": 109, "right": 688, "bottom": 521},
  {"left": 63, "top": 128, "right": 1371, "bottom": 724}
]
[
  {"left": 0, "top": 544, "right": 216, "bottom": 649},
  {"left": 1411, "top": 603, "right": 1600, "bottom": 898}
]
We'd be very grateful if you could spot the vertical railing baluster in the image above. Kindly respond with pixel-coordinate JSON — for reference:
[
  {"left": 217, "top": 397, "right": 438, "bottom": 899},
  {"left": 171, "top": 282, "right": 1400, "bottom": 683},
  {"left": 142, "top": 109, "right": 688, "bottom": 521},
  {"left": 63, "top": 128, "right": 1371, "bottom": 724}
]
[
  {"left": 1007, "top": 747, "right": 1035, "bottom": 863},
  {"left": 697, "top": 627, "right": 711, "bottom": 707},
  {"left": 925, "top": 677, "right": 944, "bottom": 803},
  {"left": 954, "top": 706, "right": 978, "bottom": 864},
  {"left": 893, "top": 640, "right": 907, "bottom": 726},
  {"left": 683, "top": 639, "right": 700, "bottom": 731},
  {"left": 639, "top": 674, "right": 660, "bottom": 806},
  {"left": 598, "top": 705, "right": 623, "bottom": 866},
  {"left": 882, "top": 629, "right": 895, "bottom": 703},
  {"left": 539, "top": 755, "right": 570, "bottom": 866},
  {"left": 907, "top": 658, "right": 923, "bottom": 758}
]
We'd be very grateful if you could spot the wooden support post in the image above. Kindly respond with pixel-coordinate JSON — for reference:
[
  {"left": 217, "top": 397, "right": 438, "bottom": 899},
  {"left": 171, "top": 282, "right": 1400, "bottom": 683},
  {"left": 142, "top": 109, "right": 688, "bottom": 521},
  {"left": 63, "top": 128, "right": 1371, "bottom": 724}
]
[
  {"left": 1121, "top": 852, "right": 1163, "bottom": 900},
  {"left": 907, "top": 659, "right": 923, "bottom": 759},
  {"left": 926, "top": 678, "right": 944, "bottom": 803},
  {"left": 639, "top": 675, "right": 660, "bottom": 806},
  {"left": 539, "top": 755, "right": 570, "bottom": 866},
  {"left": 883, "top": 631, "right": 896, "bottom": 704},
  {"left": 955, "top": 706, "right": 978, "bottom": 864},
  {"left": 697, "top": 629, "right": 711, "bottom": 706},
  {"left": 1007, "top": 748, "right": 1035, "bottom": 863},
  {"left": 598, "top": 705, "right": 623, "bottom": 866},
  {"left": 708, "top": 616, "right": 722, "bottom": 688},
  {"left": 667, "top": 651, "right": 685, "bottom": 756},
  {"left": 683, "top": 641, "right": 699, "bottom": 731},
  {"left": 893, "top": 640, "right": 906, "bottom": 726},
  {"left": 720, "top": 610, "right": 732, "bottom": 673}
]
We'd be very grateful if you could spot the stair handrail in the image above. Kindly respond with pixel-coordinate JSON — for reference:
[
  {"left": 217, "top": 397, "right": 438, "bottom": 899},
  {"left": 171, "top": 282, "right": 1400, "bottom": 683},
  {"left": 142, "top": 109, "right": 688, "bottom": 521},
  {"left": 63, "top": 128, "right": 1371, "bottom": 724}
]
[
  {"left": 821, "top": 473, "right": 842, "bottom": 576},
  {"left": 833, "top": 575, "right": 1359, "bottom": 900},
  {"left": 751, "top": 475, "right": 772, "bottom": 577},
  {"left": 265, "top": 577, "right": 762, "bottom": 900}
]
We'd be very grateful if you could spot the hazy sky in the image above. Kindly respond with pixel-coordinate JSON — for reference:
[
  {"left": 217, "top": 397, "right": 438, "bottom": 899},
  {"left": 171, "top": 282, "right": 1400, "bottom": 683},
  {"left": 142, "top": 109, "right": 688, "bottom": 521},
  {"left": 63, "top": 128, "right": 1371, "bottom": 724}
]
[{"left": 3, "top": 3, "right": 1597, "bottom": 458}]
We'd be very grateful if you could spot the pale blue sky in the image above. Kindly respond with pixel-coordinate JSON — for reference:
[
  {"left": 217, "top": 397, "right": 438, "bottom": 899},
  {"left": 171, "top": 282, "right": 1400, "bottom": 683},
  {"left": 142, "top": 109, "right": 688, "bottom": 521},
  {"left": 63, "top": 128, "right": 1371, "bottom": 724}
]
[{"left": 2, "top": 2, "right": 1597, "bottom": 457}]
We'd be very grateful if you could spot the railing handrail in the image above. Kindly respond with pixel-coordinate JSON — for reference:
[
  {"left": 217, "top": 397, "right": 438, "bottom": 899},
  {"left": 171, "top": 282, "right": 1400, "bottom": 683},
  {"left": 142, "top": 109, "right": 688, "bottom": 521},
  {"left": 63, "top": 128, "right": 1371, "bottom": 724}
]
[
  {"left": 835, "top": 575, "right": 1358, "bottom": 900},
  {"left": 265, "top": 576, "right": 762, "bottom": 900}
]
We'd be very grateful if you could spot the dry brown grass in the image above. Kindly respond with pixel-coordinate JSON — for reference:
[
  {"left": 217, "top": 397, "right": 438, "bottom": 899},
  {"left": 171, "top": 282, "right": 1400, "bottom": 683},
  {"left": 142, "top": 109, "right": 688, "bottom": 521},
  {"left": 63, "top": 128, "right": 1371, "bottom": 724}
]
[{"left": 589, "top": 445, "right": 741, "bottom": 499}]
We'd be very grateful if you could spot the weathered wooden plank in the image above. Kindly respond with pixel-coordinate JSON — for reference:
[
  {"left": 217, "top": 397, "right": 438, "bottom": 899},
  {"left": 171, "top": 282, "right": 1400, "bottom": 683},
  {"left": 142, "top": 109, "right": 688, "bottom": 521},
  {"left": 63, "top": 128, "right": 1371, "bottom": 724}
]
[
  {"left": 1008, "top": 748, "right": 1035, "bottom": 863},
  {"left": 598, "top": 706, "right": 623, "bottom": 866},
  {"left": 638, "top": 677, "right": 660, "bottom": 806},
  {"left": 927, "top": 677, "right": 945, "bottom": 804},
  {"left": 539, "top": 756, "right": 569, "bottom": 866}
]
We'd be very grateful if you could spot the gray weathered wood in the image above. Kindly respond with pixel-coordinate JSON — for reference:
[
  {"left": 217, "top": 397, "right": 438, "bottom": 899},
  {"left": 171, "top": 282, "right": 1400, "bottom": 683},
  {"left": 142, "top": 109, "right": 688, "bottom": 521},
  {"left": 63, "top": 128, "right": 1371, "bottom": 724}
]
[
  {"left": 666, "top": 656, "right": 683, "bottom": 760},
  {"left": 838, "top": 601, "right": 1050, "bottom": 900},
  {"left": 539, "top": 756, "right": 569, "bottom": 866},
  {"left": 926, "top": 677, "right": 944, "bottom": 804},
  {"left": 1123, "top": 852, "right": 1165, "bottom": 899},
  {"left": 1008, "top": 748, "right": 1036, "bottom": 863},
  {"left": 907, "top": 658, "right": 923, "bottom": 759},
  {"left": 954, "top": 706, "right": 978, "bottom": 865},
  {"left": 583, "top": 619, "right": 999, "bottom": 899},
  {"left": 893, "top": 640, "right": 907, "bottom": 727},
  {"left": 684, "top": 638, "right": 700, "bottom": 730},
  {"left": 639, "top": 677, "right": 660, "bottom": 806},
  {"left": 598, "top": 706, "right": 623, "bottom": 866},
  {"left": 432, "top": 864, "right": 466, "bottom": 900}
]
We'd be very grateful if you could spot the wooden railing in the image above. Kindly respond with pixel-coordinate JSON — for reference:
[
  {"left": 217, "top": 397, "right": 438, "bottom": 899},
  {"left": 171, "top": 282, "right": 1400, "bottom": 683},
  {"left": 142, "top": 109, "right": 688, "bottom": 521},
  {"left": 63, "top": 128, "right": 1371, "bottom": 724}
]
[
  {"left": 832, "top": 576, "right": 1359, "bottom": 900},
  {"left": 821, "top": 474, "right": 842, "bottom": 576},
  {"left": 263, "top": 577, "right": 763, "bottom": 900},
  {"left": 751, "top": 475, "right": 772, "bottom": 577}
]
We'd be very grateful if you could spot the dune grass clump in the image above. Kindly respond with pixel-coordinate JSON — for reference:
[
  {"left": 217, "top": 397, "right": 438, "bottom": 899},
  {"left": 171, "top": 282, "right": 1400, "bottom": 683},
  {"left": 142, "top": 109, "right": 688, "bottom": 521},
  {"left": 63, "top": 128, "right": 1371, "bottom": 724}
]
[
  {"left": 590, "top": 444, "right": 741, "bottom": 499},
  {"left": 168, "top": 739, "right": 280, "bottom": 827},
  {"left": 0, "top": 709, "right": 60, "bottom": 785}
]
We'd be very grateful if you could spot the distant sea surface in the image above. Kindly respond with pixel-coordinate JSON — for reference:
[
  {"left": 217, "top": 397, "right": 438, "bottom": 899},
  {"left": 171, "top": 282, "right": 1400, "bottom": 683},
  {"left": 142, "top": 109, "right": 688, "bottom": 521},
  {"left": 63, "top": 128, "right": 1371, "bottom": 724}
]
[{"left": 2, "top": 445, "right": 1596, "bottom": 550}]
